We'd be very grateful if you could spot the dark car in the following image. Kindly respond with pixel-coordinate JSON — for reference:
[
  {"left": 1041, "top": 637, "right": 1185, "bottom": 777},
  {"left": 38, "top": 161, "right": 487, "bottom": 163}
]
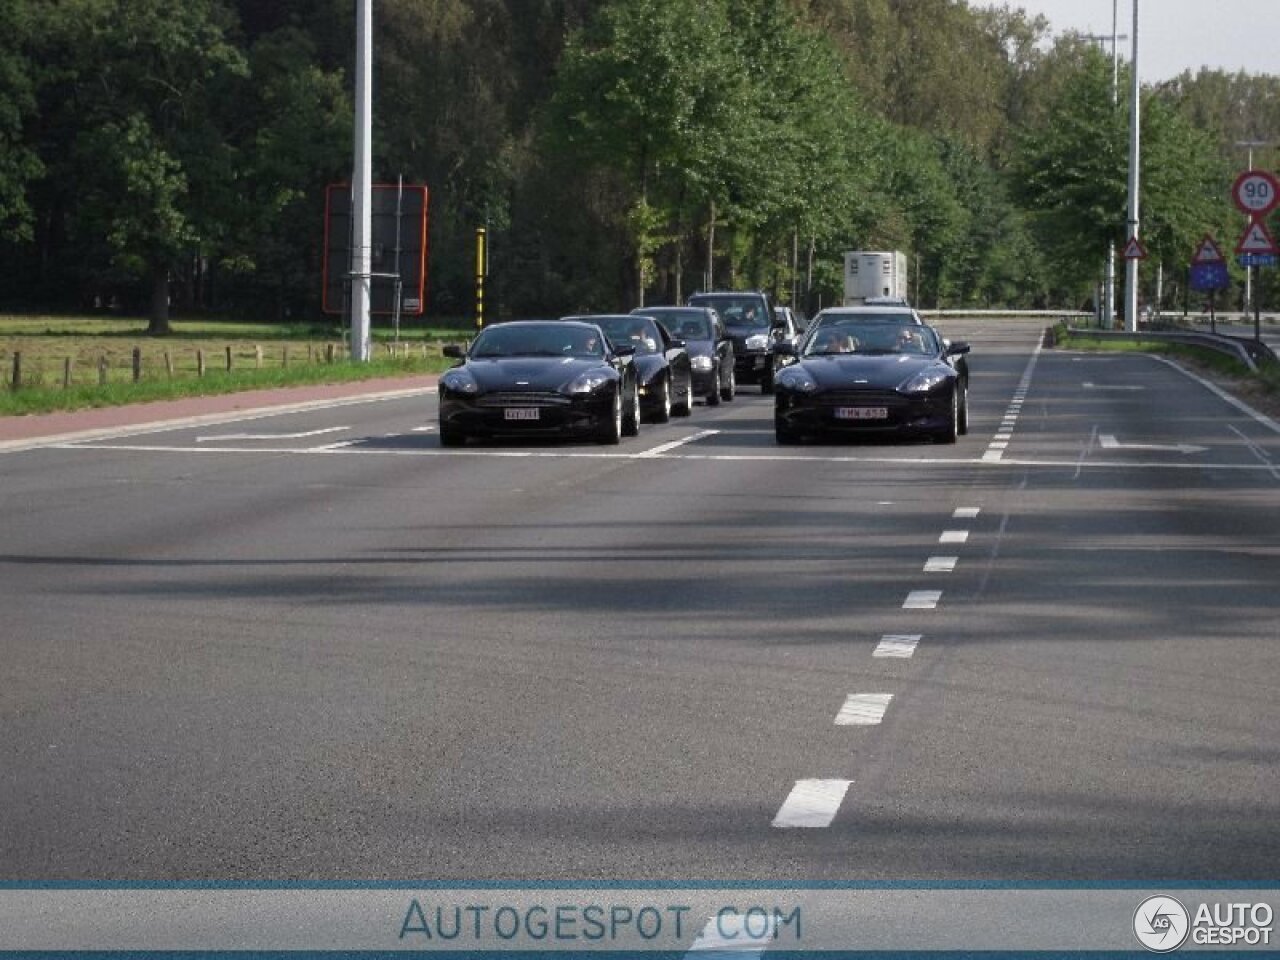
[
  {"left": 773, "top": 314, "right": 970, "bottom": 445},
  {"left": 687, "top": 290, "right": 781, "bottom": 393},
  {"left": 562, "top": 314, "right": 693, "bottom": 423},
  {"left": 438, "top": 320, "right": 640, "bottom": 446},
  {"left": 633, "top": 306, "right": 735, "bottom": 405}
]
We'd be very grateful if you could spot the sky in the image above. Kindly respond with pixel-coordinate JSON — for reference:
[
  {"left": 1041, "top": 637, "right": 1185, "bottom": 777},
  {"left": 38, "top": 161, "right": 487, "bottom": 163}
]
[{"left": 974, "top": 0, "right": 1279, "bottom": 84}]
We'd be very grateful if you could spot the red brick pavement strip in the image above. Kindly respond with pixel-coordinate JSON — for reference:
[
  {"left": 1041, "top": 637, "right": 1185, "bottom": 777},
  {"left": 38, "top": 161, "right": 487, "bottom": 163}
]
[{"left": 0, "top": 373, "right": 439, "bottom": 448}]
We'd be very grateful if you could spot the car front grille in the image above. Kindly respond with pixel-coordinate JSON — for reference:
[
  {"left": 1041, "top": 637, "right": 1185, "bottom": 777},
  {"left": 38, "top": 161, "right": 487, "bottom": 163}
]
[
  {"left": 819, "top": 388, "right": 904, "bottom": 407},
  {"left": 477, "top": 391, "right": 571, "bottom": 408}
]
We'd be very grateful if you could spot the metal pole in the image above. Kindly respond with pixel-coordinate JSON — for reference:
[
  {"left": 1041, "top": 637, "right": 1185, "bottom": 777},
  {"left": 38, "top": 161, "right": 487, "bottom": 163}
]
[
  {"left": 1107, "top": 0, "right": 1119, "bottom": 328},
  {"left": 1124, "top": 0, "right": 1141, "bottom": 333},
  {"left": 475, "top": 227, "right": 487, "bottom": 329},
  {"left": 350, "top": 0, "right": 373, "bottom": 362}
]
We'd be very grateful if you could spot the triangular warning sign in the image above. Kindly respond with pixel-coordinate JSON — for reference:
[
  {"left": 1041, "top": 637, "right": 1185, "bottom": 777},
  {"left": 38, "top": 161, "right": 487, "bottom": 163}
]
[
  {"left": 1191, "top": 234, "right": 1225, "bottom": 264},
  {"left": 1235, "top": 220, "right": 1278, "bottom": 255},
  {"left": 1122, "top": 236, "right": 1148, "bottom": 260}
]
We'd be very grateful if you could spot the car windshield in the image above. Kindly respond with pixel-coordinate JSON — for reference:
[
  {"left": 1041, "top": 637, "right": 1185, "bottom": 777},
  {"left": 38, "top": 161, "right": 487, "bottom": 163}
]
[
  {"left": 470, "top": 324, "right": 603, "bottom": 358},
  {"left": 691, "top": 297, "right": 767, "bottom": 330},
  {"left": 647, "top": 311, "right": 711, "bottom": 341},
  {"left": 803, "top": 321, "right": 935, "bottom": 357},
  {"left": 592, "top": 316, "right": 661, "bottom": 355}
]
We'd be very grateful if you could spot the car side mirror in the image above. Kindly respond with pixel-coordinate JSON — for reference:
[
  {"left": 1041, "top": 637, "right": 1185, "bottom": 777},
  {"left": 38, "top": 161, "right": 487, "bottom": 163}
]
[
  {"left": 669, "top": 338, "right": 686, "bottom": 349},
  {"left": 612, "top": 344, "right": 636, "bottom": 358},
  {"left": 946, "top": 341, "right": 971, "bottom": 356},
  {"left": 774, "top": 341, "right": 797, "bottom": 356},
  {"left": 443, "top": 343, "right": 466, "bottom": 359}
]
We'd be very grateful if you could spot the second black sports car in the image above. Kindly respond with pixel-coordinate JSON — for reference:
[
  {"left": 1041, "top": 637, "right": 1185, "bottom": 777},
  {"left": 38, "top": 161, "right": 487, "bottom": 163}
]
[
  {"left": 561, "top": 314, "right": 693, "bottom": 423},
  {"left": 773, "top": 317, "right": 970, "bottom": 444}
]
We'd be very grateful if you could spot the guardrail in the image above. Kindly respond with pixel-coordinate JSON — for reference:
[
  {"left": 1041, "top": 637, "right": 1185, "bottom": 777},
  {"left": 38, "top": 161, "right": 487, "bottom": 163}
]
[{"left": 1058, "top": 326, "right": 1272, "bottom": 373}]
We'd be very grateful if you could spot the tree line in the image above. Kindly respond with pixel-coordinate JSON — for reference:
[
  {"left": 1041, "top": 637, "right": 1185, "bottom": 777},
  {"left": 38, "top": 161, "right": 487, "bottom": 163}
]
[{"left": 1, "top": 0, "right": 1276, "bottom": 330}]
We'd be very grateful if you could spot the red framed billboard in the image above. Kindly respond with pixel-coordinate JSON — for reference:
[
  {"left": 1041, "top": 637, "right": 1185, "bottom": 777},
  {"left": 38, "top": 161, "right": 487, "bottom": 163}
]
[{"left": 323, "top": 183, "right": 429, "bottom": 316}]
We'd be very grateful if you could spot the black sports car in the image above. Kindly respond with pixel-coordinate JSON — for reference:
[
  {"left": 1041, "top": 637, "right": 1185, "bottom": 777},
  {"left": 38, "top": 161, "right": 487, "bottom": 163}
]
[
  {"left": 773, "top": 316, "right": 970, "bottom": 444},
  {"left": 562, "top": 314, "right": 693, "bottom": 423},
  {"left": 438, "top": 320, "right": 640, "bottom": 446},
  {"left": 633, "top": 306, "right": 735, "bottom": 405}
]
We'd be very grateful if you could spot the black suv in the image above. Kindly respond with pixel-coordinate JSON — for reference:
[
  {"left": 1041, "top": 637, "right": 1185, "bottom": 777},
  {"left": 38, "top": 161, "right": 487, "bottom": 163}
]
[{"left": 687, "top": 290, "right": 782, "bottom": 393}]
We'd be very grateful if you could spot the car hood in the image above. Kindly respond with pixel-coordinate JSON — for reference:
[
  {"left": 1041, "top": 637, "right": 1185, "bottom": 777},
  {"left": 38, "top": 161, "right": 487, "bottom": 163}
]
[
  {"left": 465, "top": 356, "right": 611, "bottom": 392},
  {"left": 796, "top": 353, "right": 944, "bottom": 389},
  {"left": 681, "top": 339, "right": 714, "bottom": 359}
]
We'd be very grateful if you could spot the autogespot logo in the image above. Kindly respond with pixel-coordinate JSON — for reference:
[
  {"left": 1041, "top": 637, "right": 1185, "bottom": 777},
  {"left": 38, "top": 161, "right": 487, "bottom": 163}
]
[{"left": 1134, "top": 895, "right": 1191, "bottom": 953}]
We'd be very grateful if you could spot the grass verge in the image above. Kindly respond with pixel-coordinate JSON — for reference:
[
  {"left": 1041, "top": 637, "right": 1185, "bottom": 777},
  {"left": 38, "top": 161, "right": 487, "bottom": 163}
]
[{"left": 1, "top": 354, "right": 450, "bottom": 417}]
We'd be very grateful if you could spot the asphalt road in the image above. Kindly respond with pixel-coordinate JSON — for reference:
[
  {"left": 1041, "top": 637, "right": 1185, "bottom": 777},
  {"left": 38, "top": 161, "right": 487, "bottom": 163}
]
[{"left": 2, "top": 316, "right": 1278, "bottom": 882}]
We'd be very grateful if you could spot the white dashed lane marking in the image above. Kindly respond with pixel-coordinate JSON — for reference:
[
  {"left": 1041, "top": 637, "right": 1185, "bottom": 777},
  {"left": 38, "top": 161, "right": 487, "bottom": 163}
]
[
  {"left": 903, "top": 590, "right": 942, "bottom": 610},
  {"left": 924, "top": 556, "right": 958, "bottom": 573},
  {"left": 834, "top": 694, "right": 894, "bottom": 726},
  {"left": 939, "top": 530, "right": 969, "bottom": 544},
  {"left": 874, "top": 634, "right": 921, "bottom": 658},
  {"left": 953, "top": 507, "right": 981, "bottom": 519},
  {"left": 685, "top": 914, "right": 777, "bottom": 956},
  {"left": 771, "top": 780, "right": 853, "bottom": 829}
]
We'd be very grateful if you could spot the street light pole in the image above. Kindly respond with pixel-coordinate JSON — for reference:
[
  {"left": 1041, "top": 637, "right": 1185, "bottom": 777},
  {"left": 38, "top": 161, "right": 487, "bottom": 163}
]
[
  {"left": 1123, "top": 0, "right": 1141, "bottom": 333},
  {"left": 349, "top": 0, "right": 373, "bottom": 362}
]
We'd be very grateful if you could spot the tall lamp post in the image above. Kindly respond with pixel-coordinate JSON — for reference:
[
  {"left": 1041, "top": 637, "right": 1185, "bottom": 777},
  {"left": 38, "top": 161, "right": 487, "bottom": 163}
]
[
  {"left": 1123, "top": 0, "right": 1141, "bottom": 333},
  {"left": 1083, "top": 0, "right": 1127, "bottom": 328},
  {"left": 349, "top": 0, "right": 373, "bottom": 362}
]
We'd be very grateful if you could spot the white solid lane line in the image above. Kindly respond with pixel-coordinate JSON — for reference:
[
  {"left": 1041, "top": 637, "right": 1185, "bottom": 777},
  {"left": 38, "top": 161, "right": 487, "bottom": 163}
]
[
  {"left": 903, "top": 590, "right": 942, "bottom": 610},
  {"left": 939, "top": 530, "right": 970, "bottom": 544},
  {"left": 835, "top": 694, "right": 894, "bottom": 726},
  {"left": 771, "top": 779, "right": 853, "bottom": 829},
  {"left": 924, "top": 556, "right": 958, "bottom": 573},
  {"left": 953, "top": 507, "right": 981, "bottom": 519}
]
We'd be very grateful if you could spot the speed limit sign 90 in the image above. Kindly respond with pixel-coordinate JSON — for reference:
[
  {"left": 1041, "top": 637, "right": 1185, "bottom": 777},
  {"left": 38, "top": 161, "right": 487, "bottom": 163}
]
[{"left": 1233, "top": 169, "right": 1280, "bottom": 217}]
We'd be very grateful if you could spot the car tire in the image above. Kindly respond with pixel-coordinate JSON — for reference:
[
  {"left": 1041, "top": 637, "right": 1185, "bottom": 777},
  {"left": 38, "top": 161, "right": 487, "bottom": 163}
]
[
  {"left": 721, "top": 366, "right": 736, "bottom": 402},
  {"left": 706, "top": 372, "right": 721, "bottom": 406},
  {"left": 957, "top": 381, "right": 969, "bottom": 435},
  {"left": 673, "top": 373, "right": 693, "bottom": 417},
  {"left": 775, "top": 419, "right": 800, "bottom": 445},
  {"left": 653, "top": 376, "right": 671, "bottom": 424},
  {"left": 439, "top": 424, "right": 466, "bottom": 447},
  {"left": 622, "top": 378, "right": 641, "bottom": 437},
  {"left": 761, "top": 365, "right": 775, "bottom": 395},
  {"left": 596, "top": 388, "right": 623, "bottom": 445},
  {"left": 934, "top": 388, "right": 959, "bottom": 445}
]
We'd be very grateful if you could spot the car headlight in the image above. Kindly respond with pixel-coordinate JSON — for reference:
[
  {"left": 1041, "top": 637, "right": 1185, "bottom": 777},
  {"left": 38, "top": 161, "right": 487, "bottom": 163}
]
[
  {"left": 440, "top": 369, "right": 479, "bottom": 394},
  {"left": 901, "top": 368, "right": 951, "bottom": 393},
  {"left": 566, "top": 371, "right": 612, "bottom": 394},
  {"left": 777, "top": 369, "right": 818, "bottom": 394},
  {"left": 690, "top": 355, "right": 713, "bottom": 372},
  {"left": 745, "top": 334, "right": 770, "bottom": 350}
]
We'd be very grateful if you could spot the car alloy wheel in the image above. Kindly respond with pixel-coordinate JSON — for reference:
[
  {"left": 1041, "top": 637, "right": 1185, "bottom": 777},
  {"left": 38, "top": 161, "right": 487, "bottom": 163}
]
[
  {"left": 654, "top": 376, "right": 671, "bottom": 423},
  {"left": 721, "top": 366, "right": 736, "bottom": 402},
  {"left": 597, "top": 387, "right": 623, "bottom": 445},
  {"left": 623, "top": 378, "right": 641, "bottom": 437}
]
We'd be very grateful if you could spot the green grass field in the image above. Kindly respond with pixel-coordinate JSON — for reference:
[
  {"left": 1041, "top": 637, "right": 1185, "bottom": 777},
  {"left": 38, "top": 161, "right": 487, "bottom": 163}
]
[{"left": 1, "top": 313, "right": 469, "bottom": 416}]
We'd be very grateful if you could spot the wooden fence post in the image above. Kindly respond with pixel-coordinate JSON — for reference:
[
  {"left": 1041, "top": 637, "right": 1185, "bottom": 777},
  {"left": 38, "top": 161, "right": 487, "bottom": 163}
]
[
  {"left": 164, "top": 351, "right": 174, "bottom": 377},
  {"left": 325, "top": 343, "right": 335, "bottom": 364},
  {"left": 132, "top": 347, "right": 142, "bottom": 382},
  {"left": 282, "top": 345, "right": 289, "bottom": 368},
  {"left": 10, "top": 351, "right": 20, "bottom": 389},
  {"left": 197, "top": 349, "right": 206, "bottom": 378},
  {"left": 225, "top": 345, "right": 233, "bottom": 372},
  {"left": 63, "top": 357, "right": 72, "bottom": 389},
  {"left": 255, "top": 345, "right": 262, "bottom": 369},
  {"left": 98, "top": 355, "right": 108, "bottom": 386}
]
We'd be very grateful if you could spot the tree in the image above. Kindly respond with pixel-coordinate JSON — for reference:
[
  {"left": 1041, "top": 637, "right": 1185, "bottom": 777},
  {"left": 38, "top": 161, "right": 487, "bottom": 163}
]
[{"left": 28, "top": 0, "right": 248, "bottom": 331}]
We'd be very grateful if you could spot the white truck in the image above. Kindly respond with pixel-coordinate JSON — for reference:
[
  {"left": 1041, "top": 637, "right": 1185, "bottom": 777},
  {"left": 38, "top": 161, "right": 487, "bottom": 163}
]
[{"left": 843, "top": 251, "right": 908, "bottom": 305}]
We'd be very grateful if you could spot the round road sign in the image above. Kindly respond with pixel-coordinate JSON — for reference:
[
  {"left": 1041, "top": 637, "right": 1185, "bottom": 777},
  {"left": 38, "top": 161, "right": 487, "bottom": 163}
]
[{"left": 1232, "top": 169, "right": 1280, "bottom": 217}]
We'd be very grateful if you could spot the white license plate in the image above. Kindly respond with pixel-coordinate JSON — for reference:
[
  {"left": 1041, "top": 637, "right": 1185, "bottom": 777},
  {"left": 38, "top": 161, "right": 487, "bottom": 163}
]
[
  {"left": 835, "top": 407, "right": 888, "bottom": 420},
  {"left": 504, "top": 407, "right": 540, "bottom": 421}
]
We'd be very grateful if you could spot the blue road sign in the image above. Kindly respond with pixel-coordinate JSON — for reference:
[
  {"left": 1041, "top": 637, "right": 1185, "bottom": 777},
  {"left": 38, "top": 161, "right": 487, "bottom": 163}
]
[
  {"left": 1236, "top": 253, "right": 1278, "bottom": 268},
  {"left": 1190, "top": 262, "right": 1231, "bottom": 291}
]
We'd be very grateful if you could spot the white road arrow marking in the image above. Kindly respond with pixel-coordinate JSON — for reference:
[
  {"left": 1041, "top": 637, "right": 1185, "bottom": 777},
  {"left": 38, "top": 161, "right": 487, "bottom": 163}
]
[
  {"left": 1099, "top": 434, "right": 1208, "bottom": 455},
  {"left": 197, "top": 426, "right": 349, "bottom": 442}
]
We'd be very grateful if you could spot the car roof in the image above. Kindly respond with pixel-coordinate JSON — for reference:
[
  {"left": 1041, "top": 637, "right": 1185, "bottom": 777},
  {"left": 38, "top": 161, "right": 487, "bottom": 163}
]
[{"left": 815, "top": 306, "right": 922, "bottom": 323}]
